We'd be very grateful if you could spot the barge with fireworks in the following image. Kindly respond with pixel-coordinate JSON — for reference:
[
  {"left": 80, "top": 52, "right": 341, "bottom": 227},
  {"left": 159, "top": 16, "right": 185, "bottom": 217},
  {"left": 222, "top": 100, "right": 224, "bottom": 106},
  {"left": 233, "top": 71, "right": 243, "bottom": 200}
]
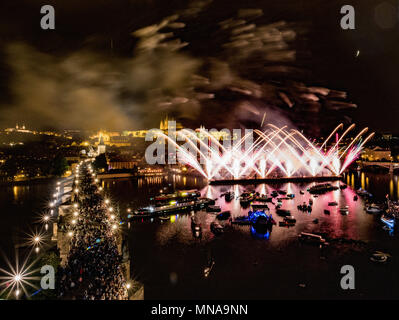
[{"left": 210, "top": 175, "right": 343, "bottom": 185}]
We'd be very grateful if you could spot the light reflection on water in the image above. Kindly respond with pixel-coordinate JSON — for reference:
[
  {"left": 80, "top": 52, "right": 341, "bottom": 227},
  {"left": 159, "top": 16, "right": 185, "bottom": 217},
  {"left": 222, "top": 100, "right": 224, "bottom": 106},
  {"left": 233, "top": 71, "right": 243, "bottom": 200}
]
[
  {"left": 103, "top": 172, "right": 398, "bottom": 246},
  {"left": 102, "top": 173, "right": 399, "bottom": 299}
]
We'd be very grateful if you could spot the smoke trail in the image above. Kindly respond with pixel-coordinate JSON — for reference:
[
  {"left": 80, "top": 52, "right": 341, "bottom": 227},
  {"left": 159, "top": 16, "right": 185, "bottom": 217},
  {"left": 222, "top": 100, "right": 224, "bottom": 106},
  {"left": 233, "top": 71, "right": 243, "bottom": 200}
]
[{"left": 1, "top": 0, "right": 357, "bottom": 133}]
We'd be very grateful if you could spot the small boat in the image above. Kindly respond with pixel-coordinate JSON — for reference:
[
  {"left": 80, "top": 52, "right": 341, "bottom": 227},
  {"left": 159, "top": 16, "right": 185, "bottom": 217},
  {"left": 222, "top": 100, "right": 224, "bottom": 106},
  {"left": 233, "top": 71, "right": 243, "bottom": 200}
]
[
  {"left": 313, "top": 218, "right": 319, "bottom": 224},
  {"left": 191, "top": 216, "right": 201, "bottom": 231},
  {"left": 284, "top": 216, "right": 296, "bottom": 223},
  {"left": 231, "top": 216, "right": 251, "bottom": 225},
  {"left": 206, "top": 205, "right": 221, "bottom": 212},
  {"left": 287, "top": 194, "right": 295, "bottom": 199},
  {"left": 279, "top": 221, "right": 295, "bottom": 227},
  {"left": 251, "top": 202, "right": 269, "bottom": 210},
  {"left": 204, "top": 259, "right": 215, "bottom": 278},
  {"left": 299, "top": 191, "right": 304, "bottom": 195},
  {"left": 297, "top": 203, "right": 308, "bottom": 211},
  {"left": 381, "top": 214, "right": 395, "bottom": 228},
  {"left": 309, "top": 199, "right": 313, "bottom": 205},
  {"left": 339, "top": 207, "right": 349, "bottom": 215},
  {"left": 276, "top": 209, "right": 291, "bottom": 217},
  {"left": 159, "top": 215, "right": 170, "bottom": 221},
  {"left": 199, "top": 197, "right": 215, "bottom": 205},
  {"left": 324, "top": 209, "right": 330, "bottom": 215},
  {"left": 271, "top": 191, "right": 279, "bottom": 197},
  {"left": 339, "top": 184, "right": 348, "bottom": 190},
  {"left": 239, "top": 193, "right": 256, "bottom": 206},
  {"left": 328, "top": 201, "right": 338, "bottom": 206},
  {"left": 357, "top": 188, "right": 372, "bottom": 198},
  {"left": 216, "top": 211, "right": 231, "bottom": 220},
  {"left": 370, "top": 251, "right": 390, "bottom": 263},
  {"left": 210, "top": 222, "right": 224, "bottom": 235},
  {"left": 298, "top": 232, "right": 326, "bottom": 244},
  {"left": 224, "top": 192, "right": 235, "bottom": 202},
  {"left": 248, "top": 210, "right": 276, "bottom": 228},
  {"left": 365, "top": 204, "right": 382, "bottom": 214},
  {"left": 353, "top": 195, "right": 358, "bottom": 201},
  {"left": 255, "top": 195, "right": 269, "bottom": 202},
  {"left": 278, "top": 190, "right": 287, "bottom": 195}
]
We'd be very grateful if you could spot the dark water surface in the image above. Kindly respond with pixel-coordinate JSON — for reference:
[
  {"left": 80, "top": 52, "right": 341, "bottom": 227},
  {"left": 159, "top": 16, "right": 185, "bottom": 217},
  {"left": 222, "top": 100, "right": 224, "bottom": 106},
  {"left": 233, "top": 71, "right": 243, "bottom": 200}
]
[
  {"left": 1, "top": 172, "right": 399, "bottom": 299},
  {"left": 103, "top": 172, "right": 399, "bottom": 299}
]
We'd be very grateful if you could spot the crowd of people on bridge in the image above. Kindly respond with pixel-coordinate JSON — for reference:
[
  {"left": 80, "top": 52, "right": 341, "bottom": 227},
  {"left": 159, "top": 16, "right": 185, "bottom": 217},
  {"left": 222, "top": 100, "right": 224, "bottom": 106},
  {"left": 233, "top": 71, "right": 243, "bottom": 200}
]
[{"left": 57, "top": 162, "right": 128, "bottom": 300}]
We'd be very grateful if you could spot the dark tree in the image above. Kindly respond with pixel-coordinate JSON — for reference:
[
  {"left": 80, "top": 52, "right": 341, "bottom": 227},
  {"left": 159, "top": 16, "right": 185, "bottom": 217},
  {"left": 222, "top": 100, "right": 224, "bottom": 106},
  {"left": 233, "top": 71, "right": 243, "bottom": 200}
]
[
  {"left": 52, "top": 154, "right": 69, "bottom": 176},
  {"left": 93, "top": 153, "right": 108, "bottom": 171}
]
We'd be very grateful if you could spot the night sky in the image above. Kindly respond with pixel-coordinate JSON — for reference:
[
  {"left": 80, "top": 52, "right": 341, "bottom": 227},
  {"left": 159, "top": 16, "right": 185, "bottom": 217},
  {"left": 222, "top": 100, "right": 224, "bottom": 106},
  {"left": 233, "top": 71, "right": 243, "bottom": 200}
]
[{"left": 0, "top": 0, "right": 398, "bottom": 135}]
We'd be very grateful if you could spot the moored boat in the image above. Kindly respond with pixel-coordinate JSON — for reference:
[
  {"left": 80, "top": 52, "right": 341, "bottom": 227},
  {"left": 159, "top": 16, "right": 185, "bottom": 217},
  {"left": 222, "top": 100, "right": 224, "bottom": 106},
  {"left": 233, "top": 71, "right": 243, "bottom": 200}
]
[
  {"left": 381, "top": 214, "right": 395, "bottom": 228},
  {"left": 224, "top": 191, "right": 235, "bottom": 202},
  {"left": 276, "top": 209, "right": 291, "bottom": 217},
  {"left": 216, "top": 211, "right": 231, "bottom": 220},
  {"left": 239, "top": 192, "right": 256, "bottom": 206},
  {"left": 283, "top": 216, "right": 296, "bottom": 223},
  {"left": 356, "top": 188, "right": 372, "bottom": 198},
  {"left": 250, "top": 202, "right": 269, "bottom": 210},
  {"left": 339, "top": 206, "right": 349, "bottom": 215},
  {"left": 231, "top": 215, "right": 251, "bottom": 225},
  {"left": 308, "top": 183, "right": 338, "bottom": 194},
  {"left": 210, "top": 222, "right": 224, "bottom": 235},
  {"left": 298, "top": 232, "right": 326, "bottom": 244},
  {"left": 206, "top": 205, "right": 221, "bottom": 212},
  {"left": 365, "top": 204, "right": 382, "bottom": 214}
]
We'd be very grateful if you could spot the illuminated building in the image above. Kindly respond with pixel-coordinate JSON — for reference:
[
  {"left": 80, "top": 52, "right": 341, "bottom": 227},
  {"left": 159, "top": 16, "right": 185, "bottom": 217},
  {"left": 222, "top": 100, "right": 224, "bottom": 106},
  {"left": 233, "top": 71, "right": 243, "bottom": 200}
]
[
  {"left": 97, "top": 135, "right": 106, "bottom": 155},
  {"left": 361, "top": 147, "right": 392, "bottom": 161}
]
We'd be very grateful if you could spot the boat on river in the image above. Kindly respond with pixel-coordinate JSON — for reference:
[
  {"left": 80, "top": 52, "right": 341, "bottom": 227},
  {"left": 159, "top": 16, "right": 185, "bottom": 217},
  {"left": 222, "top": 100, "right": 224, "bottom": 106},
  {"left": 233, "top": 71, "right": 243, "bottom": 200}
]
[
  {"left": 231, "top": 215, "right": 251, "bottom": 225},
  {"left": 216, "top": 211, "right": 231, "bottom": 220},
  {"left": 365, "top": 204, "right": 383, "bottom": 214},
  {"left": 131, "top": 198, "right": 211, "bottom": 218},
  {"left": 224, "top": 191, "right": 235, "bottom": 202},
  {"left": 339, "top": 206, "right": 349, "bottom": 215},
  {"left": 250, "top": 202, "right": 269, "bottom": 210},
  {"left": 356, "top": 188, "right": 372, "bottom": 198},
  {"left": 308, "top": 183, "right": 338, "bottom": 194},
  {"left": 298, "top": 232, "right": 326, "bottom": 244},
  {"left": 210, "top": 222, "right": 224, "bottom": 235},
  {"left": 239, "top": 193, "right": 256, "bottom": 206},
  {"left": 206, "top": 205, "right": 221, "bottom": 212},
  {"left": 276, "top": 209, "right": 291, "bottom": 217},
  {"left": 151, "top": 189, "right": 201, "bottom": 205},
  {"left": 204, "top": 259, "right": 215, "bottom": 278}
]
